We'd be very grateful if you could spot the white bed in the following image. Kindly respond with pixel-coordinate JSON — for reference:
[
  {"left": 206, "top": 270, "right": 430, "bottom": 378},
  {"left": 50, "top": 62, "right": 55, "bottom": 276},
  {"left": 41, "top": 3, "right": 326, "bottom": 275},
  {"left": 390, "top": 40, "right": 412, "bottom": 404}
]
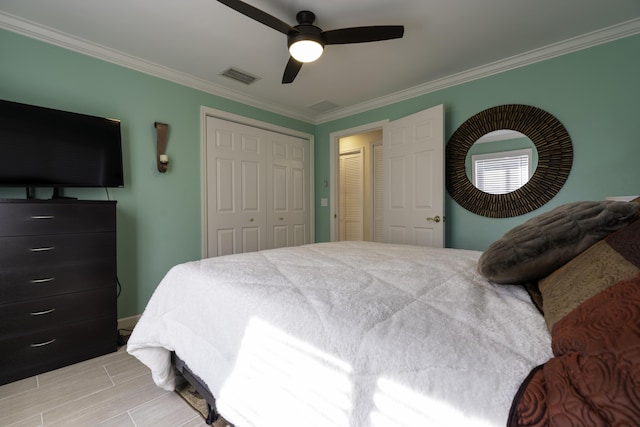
[{"left": 128, "top": 241, "right": 551, "bottom": 427}]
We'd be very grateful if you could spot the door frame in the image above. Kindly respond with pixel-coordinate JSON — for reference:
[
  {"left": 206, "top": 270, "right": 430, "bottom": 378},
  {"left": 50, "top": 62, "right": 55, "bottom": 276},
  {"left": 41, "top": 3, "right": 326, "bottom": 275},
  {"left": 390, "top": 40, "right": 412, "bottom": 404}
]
[
  {"left": 329, "top": 120, "right": 388, "bottom": 242},
  {"left": 201, "top": 106, "right": 315, "bottom": 257}
]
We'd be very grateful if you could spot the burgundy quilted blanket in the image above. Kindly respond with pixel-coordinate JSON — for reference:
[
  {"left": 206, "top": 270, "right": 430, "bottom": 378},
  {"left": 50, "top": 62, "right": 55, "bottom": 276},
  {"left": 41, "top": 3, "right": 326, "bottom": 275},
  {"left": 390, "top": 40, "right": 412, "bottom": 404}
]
[{"left": 508, "top": 273, "right": 640, "bottom": 426}]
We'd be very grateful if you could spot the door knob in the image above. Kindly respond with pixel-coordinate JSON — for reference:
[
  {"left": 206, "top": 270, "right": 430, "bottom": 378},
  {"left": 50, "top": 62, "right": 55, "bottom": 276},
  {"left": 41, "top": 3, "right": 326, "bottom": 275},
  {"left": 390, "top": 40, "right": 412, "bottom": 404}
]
[{"left": 426, "top": 215, "right": 441, "bottom": 223}]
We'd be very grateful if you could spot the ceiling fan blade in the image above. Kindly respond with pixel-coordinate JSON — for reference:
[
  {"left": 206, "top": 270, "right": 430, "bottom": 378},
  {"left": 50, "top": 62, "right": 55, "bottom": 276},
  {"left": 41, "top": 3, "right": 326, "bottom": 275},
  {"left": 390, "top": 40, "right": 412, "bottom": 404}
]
[
  {"left": 217, "top": 0, "right": 296, "bottom": 35},
  {"left": 323, "top": 25, "right": 404, "bottom": 45},
  {"left": 282, "top": 57, "right": 303, "bottom": 84}
]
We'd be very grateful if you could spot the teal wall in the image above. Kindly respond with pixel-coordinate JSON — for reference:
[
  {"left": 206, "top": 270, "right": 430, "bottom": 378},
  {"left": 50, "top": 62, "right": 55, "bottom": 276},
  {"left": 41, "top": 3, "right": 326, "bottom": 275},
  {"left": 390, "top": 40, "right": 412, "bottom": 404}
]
[
  {"left": 315, "top": 34, "right": 640, "bottom": 250},
  {"left": 2, "top": 28, "right": 639, "bottom": 316},
  {"left": 0, "top": 29, "right": 314, "bottom": 317}
]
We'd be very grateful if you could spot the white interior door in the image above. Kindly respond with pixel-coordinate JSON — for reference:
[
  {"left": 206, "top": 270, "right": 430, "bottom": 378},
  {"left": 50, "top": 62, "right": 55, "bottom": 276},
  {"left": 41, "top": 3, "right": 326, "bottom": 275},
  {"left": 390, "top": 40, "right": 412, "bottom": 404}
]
[
  {"left": 339, "top": 149, "right": 364, "bottom": 241},
  {"left": 383, "top": 104, "right": 445, "bottom": 247}
]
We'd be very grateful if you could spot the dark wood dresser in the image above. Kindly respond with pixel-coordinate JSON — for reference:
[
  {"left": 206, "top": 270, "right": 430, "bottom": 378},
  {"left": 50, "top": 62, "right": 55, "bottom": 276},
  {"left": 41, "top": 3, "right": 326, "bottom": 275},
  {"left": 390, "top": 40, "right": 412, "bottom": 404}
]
[{"left": 0, "top": 199, "right": 117, "bottom": 385}]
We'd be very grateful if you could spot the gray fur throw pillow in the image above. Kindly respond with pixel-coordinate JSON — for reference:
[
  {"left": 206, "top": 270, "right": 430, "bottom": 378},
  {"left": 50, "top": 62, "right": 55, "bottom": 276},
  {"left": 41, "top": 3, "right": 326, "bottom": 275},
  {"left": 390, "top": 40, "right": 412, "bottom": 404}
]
[{"left": 478, "top": 201, "right": 640, "bottom": 284}]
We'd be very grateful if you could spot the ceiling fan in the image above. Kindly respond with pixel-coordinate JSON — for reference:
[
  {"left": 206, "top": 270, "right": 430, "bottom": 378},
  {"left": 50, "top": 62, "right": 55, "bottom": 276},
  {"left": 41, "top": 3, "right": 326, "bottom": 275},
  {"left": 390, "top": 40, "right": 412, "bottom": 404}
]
[{"left": 217, "top": 0, "right": 405, "bottom": 84}]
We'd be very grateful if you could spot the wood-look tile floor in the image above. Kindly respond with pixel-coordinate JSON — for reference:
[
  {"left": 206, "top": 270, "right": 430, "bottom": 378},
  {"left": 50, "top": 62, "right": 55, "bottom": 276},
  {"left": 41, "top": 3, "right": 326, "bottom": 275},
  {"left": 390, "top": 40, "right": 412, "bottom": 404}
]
[{"left": 0, "top": 348, "right": 205, "bottom": 427}]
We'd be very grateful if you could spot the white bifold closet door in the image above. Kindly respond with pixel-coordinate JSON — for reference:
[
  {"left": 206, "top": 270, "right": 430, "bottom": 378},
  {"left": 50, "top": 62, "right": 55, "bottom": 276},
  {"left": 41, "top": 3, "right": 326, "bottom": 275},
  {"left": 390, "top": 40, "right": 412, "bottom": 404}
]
[
  {"left": 266, "top": 132, "right": 310, "bottom": 249},
  {"left": 205, "top": 116, "right": 311, "bottom": 257}
]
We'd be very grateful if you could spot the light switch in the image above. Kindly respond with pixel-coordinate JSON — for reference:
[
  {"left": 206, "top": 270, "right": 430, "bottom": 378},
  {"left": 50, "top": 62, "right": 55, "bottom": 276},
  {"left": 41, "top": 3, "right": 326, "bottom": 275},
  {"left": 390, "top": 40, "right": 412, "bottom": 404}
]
[{"left": 320, "top": 198, "right": 328, "bottom": 207}]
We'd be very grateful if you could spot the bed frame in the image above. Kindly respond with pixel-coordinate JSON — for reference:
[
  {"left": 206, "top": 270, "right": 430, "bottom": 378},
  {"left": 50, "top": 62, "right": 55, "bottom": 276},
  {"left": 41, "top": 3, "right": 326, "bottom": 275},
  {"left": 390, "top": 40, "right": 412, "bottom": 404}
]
[{"left": 171, "top": 352, "right": 220, "bottom": 425}]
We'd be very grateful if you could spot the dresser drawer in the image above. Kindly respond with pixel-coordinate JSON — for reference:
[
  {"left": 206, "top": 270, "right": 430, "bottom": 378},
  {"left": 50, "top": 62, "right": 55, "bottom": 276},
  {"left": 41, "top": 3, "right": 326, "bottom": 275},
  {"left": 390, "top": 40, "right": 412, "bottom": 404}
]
[
  {"left": 0, "top": 287, "right": 116, "bottom": 337},
  {"left": 0, "top": 201, "right": 115, "bottom": 237},
  {"left": 0, "top": 200, "right": 118, "bottom": 386},
  {"left": 0, "top": 232, "right": 115, "bottom": 270},
  {"left": 0, "top": 261, "right": 115, "bottom": 303},
  {"left": 0, "top": 316, "right": 117, "bottom": 386}
]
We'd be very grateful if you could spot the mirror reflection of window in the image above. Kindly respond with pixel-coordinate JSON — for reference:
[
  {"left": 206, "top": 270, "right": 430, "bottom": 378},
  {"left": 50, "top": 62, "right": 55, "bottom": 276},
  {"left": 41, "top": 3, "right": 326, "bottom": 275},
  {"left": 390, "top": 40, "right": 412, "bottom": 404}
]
[
  {"left": 473, "top": 149, "right": 532, "bottom": 194},
  {"left": 465, "top": 130, "right": 538, "bottom": 194}
]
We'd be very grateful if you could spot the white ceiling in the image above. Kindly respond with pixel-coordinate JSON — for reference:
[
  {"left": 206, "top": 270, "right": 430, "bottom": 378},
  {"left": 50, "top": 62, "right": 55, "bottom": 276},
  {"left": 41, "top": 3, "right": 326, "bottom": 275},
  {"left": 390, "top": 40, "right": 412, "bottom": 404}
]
[{"left": 2, "top": 0, "right": 640, "bottom": 123}]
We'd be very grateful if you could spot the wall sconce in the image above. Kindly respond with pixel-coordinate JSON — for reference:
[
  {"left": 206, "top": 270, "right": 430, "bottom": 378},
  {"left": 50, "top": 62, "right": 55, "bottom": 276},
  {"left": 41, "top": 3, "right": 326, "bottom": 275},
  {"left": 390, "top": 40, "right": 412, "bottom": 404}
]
[{"left": 154, "top": 122, "right": 169, "bottom": 173}]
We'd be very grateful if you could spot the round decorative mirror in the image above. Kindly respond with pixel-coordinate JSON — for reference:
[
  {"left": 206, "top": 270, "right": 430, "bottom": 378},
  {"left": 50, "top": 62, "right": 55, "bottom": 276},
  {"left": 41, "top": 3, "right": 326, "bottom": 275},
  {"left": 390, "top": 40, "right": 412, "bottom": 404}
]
[{"left": 446, "top": 104, "right": 573, "bottom": 218}]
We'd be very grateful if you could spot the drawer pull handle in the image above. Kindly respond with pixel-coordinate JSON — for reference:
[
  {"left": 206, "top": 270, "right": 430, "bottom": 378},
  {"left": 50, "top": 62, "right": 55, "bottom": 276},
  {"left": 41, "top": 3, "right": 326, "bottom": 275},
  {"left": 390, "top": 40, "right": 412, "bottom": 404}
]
[
  {"left": 30, "top": 277, "right": 56, "bottom": 284},
  {"left": 31, "top": 339, "right": 56, "bottom": 347},
  {"left": 30, "top": 308, "right": 56, "bottom": 316},
  {"left": 30, "top": 215, "right": 55, "bottom": 220},
  {"left": 30, "top": 247, "right": 55, "bottom": 252}
]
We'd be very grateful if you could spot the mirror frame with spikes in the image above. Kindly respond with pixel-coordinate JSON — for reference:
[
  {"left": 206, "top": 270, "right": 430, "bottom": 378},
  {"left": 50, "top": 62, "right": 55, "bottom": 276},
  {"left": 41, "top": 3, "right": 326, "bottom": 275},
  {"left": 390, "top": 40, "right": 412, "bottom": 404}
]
[{"left": 446, "top": 104, "right": 573, "bottom": 218}]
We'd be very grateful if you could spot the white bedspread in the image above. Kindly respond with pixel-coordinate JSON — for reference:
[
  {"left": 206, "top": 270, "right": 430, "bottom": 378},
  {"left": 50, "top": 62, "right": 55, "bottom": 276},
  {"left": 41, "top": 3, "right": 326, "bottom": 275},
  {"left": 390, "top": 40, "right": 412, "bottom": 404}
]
[{"left": 128, "top": 242, "right": 551, "bottom": 427}]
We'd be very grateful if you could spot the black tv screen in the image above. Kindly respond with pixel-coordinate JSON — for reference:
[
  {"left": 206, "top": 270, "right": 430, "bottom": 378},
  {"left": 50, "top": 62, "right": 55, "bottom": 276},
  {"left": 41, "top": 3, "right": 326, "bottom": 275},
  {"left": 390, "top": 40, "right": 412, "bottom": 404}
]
[{"left": 0, "top": 100, "right": 124, "bottom": 188}]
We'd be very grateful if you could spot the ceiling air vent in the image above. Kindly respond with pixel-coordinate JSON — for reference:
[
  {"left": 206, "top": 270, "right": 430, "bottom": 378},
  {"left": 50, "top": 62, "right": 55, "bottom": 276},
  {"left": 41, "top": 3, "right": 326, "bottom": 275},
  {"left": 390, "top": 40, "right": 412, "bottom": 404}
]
[
  {"left": 307, "top": 100, "right": 339, "bottom": 113},
  {"left": 221, "top": 68, "right": 260, "bottom": 85}
]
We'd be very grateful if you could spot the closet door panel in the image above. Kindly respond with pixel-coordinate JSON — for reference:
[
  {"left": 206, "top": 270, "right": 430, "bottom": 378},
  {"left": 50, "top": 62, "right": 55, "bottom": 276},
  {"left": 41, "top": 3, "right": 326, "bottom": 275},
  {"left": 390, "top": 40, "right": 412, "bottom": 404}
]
[
  {"left": 241, "top": 160, "right": 260, "bottom": 212},
  {"left": 271, "top": 164, "right": 288, "bottom": 213},
  {"left": 216, "top": 228, "right": 235, "bottom": 256},
  {"left": 205, "top": 116, "right": 311, "bottom": 257},
  {"left": 242, "top": 227, "right": 261, "bottom": 253},
  {"left": 293, "top": 224, "right": 306, "bottom": 247},
  {"left": 216, "top": 158, "right": 234, "bottom": 213},
  {"left": 267, "top": 134, "right": 310, "bottom": 247},
  {"left": 206, "top": 117, "right": 266, "bottom": 257},
  {"left": 292, "top": 167, "right": 305, "bottom": 212},
  {"left": 273, "top": 226, "right": 288, "bottom": 249}
]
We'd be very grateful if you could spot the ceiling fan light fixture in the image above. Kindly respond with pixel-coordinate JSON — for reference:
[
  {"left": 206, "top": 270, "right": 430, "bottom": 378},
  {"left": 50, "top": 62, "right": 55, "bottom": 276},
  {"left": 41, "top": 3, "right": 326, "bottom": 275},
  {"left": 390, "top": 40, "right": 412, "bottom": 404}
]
[
  {"left": 289, "top": 38, "right": 324, "bottom": 63},
  {"left": 216, "top": 1, "right": 404, "bottom": 83}
]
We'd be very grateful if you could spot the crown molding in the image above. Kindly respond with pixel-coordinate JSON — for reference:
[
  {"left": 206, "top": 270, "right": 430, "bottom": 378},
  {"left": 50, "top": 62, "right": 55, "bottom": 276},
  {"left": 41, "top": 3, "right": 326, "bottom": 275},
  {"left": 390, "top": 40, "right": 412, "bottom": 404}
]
[
  {"left": 0, "top": 11, "right": 316, "bottom": 123},
  {"left": 315, "top": 17, "right": 640, "bottom": 124},
  {"left": 2, "top": 11, "right": 639, "bottom": 125}
]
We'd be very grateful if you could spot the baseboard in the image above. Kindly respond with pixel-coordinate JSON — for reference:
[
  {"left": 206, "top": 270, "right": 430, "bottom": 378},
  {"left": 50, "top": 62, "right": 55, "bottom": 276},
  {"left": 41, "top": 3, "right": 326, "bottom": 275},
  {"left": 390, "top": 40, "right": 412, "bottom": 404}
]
[
  {"left": 117, "top": 314, "right": 141, "bottom": 332},
  {"left": 116, "top": 314, "right": 141, "bottom": 347}
]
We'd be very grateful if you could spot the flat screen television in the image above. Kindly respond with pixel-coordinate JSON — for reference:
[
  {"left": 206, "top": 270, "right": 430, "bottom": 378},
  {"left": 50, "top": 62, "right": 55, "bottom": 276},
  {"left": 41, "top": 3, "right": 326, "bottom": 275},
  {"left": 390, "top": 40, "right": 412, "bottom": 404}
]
[{"left": 0, "top": 99, "right": 124, "bottom": 193}]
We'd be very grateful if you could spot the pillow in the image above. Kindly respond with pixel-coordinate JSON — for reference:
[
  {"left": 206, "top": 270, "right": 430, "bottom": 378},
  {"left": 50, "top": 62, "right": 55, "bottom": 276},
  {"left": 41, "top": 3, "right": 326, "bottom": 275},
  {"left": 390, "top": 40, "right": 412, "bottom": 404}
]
[
  {"left": 539, "top": 216, "right": 640, "bottom": 331},
  {"left": 478, "top": 201, "right": 639, "bottom": 284},
  {"left": 508, "top": 274, "right": 640, "bottom": 426}
]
